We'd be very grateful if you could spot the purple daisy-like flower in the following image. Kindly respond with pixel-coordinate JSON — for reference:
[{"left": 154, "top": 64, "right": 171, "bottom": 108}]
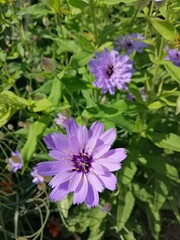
[
  {"left": 88, "top": 48, "right": 134, "bottom": 94},
  {"left": 8, "top": 150, "right": 22, "bottom": 172},
  {"left": 55, "top": 113, "right": 68, "bottom": 128},
  {"left": 31, "top": 168, "right": 44, "bottom": 184},
  {"left": 35, "top": 119, "right": 127, "bottom": 207},
  {"left": 165, "top": 48, "right": 180, "bottom": 67},
  {"left": 114, "top": 33, "right": 148, "bottom": 55}
]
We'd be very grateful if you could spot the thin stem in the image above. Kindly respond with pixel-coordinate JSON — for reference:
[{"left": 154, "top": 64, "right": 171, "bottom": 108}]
[
  {"left": 90, "top": 0, "right": 98, "bottom": 45},
  {"left": 144, "top": 1, "right": 154, "bottom": 39},
  {"left": 55, "top": 11, "right": 69, "bottom": 66}
]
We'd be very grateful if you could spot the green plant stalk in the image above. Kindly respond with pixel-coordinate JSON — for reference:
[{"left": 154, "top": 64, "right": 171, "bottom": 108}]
[
  {"left": 149, "top": 0, "right": 171, "bottom": 99},
  {"left": 90, "top": 0, "right": 98, "bottom": 45},
  {"left": 55, "top": 13, "right": 69, "bottom": 66},
  {"left": 144, "top": 1, "right": 154, "bottom": 39}
]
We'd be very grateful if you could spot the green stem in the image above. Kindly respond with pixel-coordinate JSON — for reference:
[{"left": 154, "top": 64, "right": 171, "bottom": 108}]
[
  {"left": 90, "top": 0, "right": 98, "bottom": 45},
  {"left": 144, "top": 1, "right": 154, "bottom": 39},
  {"left": 55, "top": 12, "right": 69, "bottom": 66}
]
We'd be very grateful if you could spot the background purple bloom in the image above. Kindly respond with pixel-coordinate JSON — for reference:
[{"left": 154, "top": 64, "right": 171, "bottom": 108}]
[
  {"left": 31, "top": 168, "right": 44, "bottom": 184},
  {"left": 35, "top": 119, "right": 127, "bottom": 207},
  {"left": 8, "top": 150, "right": 22, "bottom": 172},
  {"left": 88, "top": 48, "right": 134, "bottom": 95},
  {"left": 114, "top": 33, "right": 148, "bottom": 55},
  {"left": 165, "top": 48, "right": 180, "bottom": 67},
  {"left": 54, "top": 113, "right": 68, "bottom": 128}
]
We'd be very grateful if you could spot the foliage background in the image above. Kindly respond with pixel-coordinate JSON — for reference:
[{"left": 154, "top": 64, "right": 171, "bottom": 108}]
[{"left": 0, "top": 0, "right": 180, "bottom": 239}]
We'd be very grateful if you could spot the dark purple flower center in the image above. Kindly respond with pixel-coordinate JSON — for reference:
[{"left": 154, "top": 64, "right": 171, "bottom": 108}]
[
  {"left": 72, "top": 151, "right": 92, "bottom": 173},
  {"left": 106, "top": 65, "right": 114, "bottom": 77},
  {"left": 126, "top": 41, "right": 133, "bottom": 48},
  {"left": 176, "top": 52, "right": 180, "bottom": 58}
]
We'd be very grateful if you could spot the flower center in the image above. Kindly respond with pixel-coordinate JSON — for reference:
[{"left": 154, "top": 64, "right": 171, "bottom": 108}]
[
  {"left": 72, "top": 151, "right": 92, "bottom": 173},
  {"left": 106, "top": 65, "right": 114, "bottom": 77},
  {"left": 126, "top": 41, "right": 133, "bottom": 47},
  {"left": 176, "top": 52, "right": 180, "bottom": 58}
]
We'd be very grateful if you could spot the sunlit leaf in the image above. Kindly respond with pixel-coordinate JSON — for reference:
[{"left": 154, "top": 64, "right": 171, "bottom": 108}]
[
  {"left": 149, "top": 18, "right": 177, "bottom": 41},
  {"left": 116, "top": 191, "right": 135, "bottom": 232}
]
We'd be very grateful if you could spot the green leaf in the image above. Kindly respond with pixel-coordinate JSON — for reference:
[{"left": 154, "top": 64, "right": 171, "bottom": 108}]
[
  {"left": 32, "top": 80, "right": 53, "bottom": 95},
  {"left": 48, "top": 73, "right": 63, "bottom": 106},
  {"left": 133, "top": 184, "right": 153, "bottom": 203},
  {"left": 47, "top": 0, "right": 61, "bottom": 12},
  {"left": 160, "top": 97, "right": 176, "bottom": 107},
  {"left": 70, "top": 51, "right": 94, "bottom": 68},
  {"left": 175, "top": 95, "right": 180, "bottom": 115},
  {"left": 146, "top": 203, "right": 161, "bottom": 240},
  {"left": 124, "top": 232, "right": 135, "bottom": 240},
  {"left": 99, "top": 0, "right": 137, "bottom": 5},
  {"left": 69, "top": 0, "right": 88, "bottom": 9},
  {"left": 138, "top": 155, "right": 180, "bottom": 183},
  {"left": 148, "top": 101, "right": 164, "bottom": 110},
  {"left": 67, "top": 206, "right": 90, "bottom": 233},
  {"left": 164, "top": 61, "right": 180, "bottom": 83},
  {"left": 19, "top": 3, "right": 50, "bottom": 17},
  {"left": 145, "top": 132, "right": 180, "bottom": 152},
  {"left": 88, "top": 207, "right": 107, "bottom": 240},
  {"left": 149, "top": 18, "right": 177, "bottom": 41},
  {"left": 119, "top": 161, "right": 137, "bottom": 184},
  {"left": 154, "top": 174, "right": 169, "bottom": 211},
  {"left": 0, "top": 105, "right": 16, "bottom": 127},
  {"left": 61, "top": 76, "right": 88, "bottom": 93},
  {"left": 0, "top": 91, "right": 28, "bottom": 108},
  {"left": 116, "top": 191, "right": 135, "bottom": 232},
  {"left": 57, "top": 196, "right": 72, "bottom": 219},
  {"left": 29, "top": 99, "right": 52, "bottom": 112},
  {"left": 0, "top": 91, "right": 28, "bottom": 127},
  {"left": 168, "top": 197, "right": 180, "bottom": 222},
  {"left": 21, "top": 116, "right": 50, "bottom": 172},
  {"left": 108, "top": 115, "right": 138, "bottom": 133}
]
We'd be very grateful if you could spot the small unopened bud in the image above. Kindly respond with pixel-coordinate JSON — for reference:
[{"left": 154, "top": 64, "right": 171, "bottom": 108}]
[
  {"left": 26, "top": 85, "right": 33, "bottom": 92},
  {"left": 41, "top": 57, "right": 56, "bottom": 73},
  {"left": 42, "top": 16, "right": 49, "bottom": 27},
  {"left": 7, "top": 124, "right": 14, "bottom": 130},
  {"left": 0, "top": 131, "right": 4, "bottom": 140}
]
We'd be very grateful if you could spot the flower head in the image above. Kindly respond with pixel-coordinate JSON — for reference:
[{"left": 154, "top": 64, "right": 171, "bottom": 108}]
[
  {"left": 88, "top": 48, "right": 134, "bottom": 94},
  {"left": 114, "top": 33, "right": 148, "bottom": 55},
  {"left": 165, "top": 48, "right": 180, "bottom": 67},
  {"left": 8, "top": 150, "right": 22, "bottom": 172},
  {"left": 54, "top": 113, "right": 68, "bottom": 128},
  {"left": 31, "top": 168, "right": 44, "bottom": 184},
  {"left": 35, "top": 119, "right": 127, "bottom": 207}
]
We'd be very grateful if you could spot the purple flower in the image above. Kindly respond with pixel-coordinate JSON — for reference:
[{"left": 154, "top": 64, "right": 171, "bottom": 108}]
[
  {"left": 8, "top": 150, "right": 22, "bottom": 172},
  {"left": 35, "top": 119, "right": 127, "bottom": 207},
  {"left": 54, "top": 113, "right": 68, "bottom": 128},
  {"left": 31, "top": 168, "right": 44, "bottom": 184},
  {"left": 165, "top": 48, "right": 180, "bottom": 67},
  {"left": 127, "top": 93, "right": 136, "bottom": 101},
  {"left": 114, "top": 33, "right": 148, "bottom": 55},
  {"left": 88, "top": 48, "right": 134, "bottom": 94}
]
